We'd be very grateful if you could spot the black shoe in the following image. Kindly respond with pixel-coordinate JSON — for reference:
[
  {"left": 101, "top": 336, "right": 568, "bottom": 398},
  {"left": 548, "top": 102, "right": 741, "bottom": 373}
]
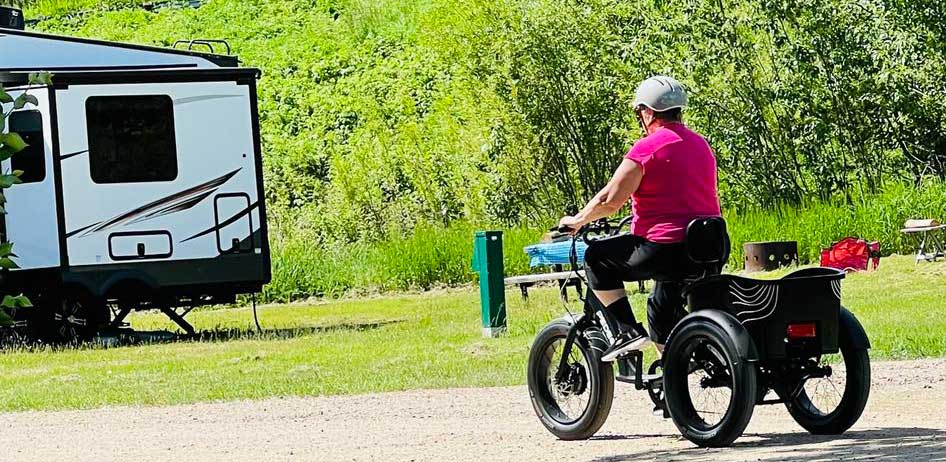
[{"left": 601, "top": 323, "right": 651, "bottom": 362}]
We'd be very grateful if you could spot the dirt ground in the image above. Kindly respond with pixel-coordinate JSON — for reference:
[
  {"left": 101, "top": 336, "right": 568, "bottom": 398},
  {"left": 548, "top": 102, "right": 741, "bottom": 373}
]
[{"left": 1, "top": 358, "right": 944, "bottom": 462}]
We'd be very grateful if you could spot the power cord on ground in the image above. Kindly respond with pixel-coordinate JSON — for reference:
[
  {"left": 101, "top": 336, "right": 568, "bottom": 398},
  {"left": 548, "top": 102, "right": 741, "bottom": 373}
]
[{"left": 252, "top": 293, "right": 262, "bottom": 334}]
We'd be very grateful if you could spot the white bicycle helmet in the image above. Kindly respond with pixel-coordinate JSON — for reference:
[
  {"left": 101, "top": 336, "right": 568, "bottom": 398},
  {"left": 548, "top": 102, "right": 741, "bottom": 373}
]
[{"left": 633, "top": 76, "right": 688, "bottom": 112}]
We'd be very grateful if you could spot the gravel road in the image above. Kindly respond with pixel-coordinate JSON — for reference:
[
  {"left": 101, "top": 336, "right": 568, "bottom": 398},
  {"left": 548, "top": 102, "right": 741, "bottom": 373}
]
[{"left": 2, "top": 359, "right": 944, "bottom": 461}]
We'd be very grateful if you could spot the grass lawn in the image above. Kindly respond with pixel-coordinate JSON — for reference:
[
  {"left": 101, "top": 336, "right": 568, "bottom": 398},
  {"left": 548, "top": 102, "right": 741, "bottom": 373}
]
[{"left": 0, "top": 255, "right": 944, "bottom": 412}]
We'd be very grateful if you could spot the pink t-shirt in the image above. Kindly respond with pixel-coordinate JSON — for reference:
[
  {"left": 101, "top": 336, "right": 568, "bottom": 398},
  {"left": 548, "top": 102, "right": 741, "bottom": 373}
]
[{"left": 625, "top": 122, "right": 721, "bottom": 243}]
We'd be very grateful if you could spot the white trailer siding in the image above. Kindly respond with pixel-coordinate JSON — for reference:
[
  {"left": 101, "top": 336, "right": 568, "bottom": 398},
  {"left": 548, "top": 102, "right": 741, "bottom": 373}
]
[
  {"left": 55, "top": 80, "right": 261, "bottom": 267},
  {"left": 1, "top": 88, "right": 62, "bottom": 270}
]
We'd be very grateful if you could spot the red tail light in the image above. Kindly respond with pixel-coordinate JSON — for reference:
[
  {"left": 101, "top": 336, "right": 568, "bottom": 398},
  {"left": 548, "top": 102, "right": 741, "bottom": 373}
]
[{"left": 786, "top": 323, "right": 817, "bottom": 339}]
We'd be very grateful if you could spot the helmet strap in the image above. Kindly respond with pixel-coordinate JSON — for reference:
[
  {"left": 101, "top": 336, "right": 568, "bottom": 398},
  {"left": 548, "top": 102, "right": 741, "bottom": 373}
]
[{"left": 635, "top": 107, "right": 654, "bottom": 134}]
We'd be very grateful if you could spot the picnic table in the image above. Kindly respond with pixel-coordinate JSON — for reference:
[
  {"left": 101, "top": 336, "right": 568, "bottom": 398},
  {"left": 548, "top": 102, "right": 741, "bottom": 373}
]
[{"left": 504, "top": 240, "right": 645, "bottom": 301}]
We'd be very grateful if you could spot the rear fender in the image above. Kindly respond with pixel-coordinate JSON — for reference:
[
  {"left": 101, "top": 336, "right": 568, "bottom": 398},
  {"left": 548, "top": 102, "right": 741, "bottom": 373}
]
[
  {"left": 669, "top": 309, "right": 760, "bottom": 362},
  {"left": 840, "top": 306, "right": 871, "bottom": 350}
]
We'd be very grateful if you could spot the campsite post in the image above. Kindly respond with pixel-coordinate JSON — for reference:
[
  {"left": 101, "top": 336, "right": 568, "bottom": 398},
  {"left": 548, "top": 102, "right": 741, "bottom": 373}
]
[{"left": 472, "top": 231, "right": 506, "bottom": 337}]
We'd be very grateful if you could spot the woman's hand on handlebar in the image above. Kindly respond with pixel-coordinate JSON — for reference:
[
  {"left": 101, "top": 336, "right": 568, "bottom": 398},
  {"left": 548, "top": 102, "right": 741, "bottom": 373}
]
[{"left": 557, "top": 215, "right": 585, "bottom": 235}]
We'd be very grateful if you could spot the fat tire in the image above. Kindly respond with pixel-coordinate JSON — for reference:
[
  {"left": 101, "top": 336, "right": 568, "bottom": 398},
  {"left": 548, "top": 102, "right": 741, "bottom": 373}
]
[
  {"left": 784, "top": 345, "right": 871, "bottom": 435},
  {"left": 663, "top": 319, "right": 757, "bottom": 448},
  {"left": 527, "top": 319, "right": 614, "bottom": 440}
]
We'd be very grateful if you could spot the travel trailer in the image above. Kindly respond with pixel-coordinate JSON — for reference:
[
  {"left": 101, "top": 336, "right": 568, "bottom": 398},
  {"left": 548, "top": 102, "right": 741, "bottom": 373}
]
[{"left": 0, "top": 7, "right": 271, "bottom": 340}]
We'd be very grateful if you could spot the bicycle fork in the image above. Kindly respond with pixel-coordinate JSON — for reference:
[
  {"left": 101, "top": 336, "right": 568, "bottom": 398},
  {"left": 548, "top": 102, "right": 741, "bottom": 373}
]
[
  {"left": 555, "top": 290, "right": 647, "bottom": 389},
  {"left": 555, "top": 289, "right": 621, "bottom": 381}
]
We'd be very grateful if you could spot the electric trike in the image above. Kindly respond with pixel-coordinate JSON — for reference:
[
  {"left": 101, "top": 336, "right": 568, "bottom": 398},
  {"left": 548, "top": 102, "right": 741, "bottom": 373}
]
[{"left": 527, "top": 217, "right": 871, "bottom": 447}]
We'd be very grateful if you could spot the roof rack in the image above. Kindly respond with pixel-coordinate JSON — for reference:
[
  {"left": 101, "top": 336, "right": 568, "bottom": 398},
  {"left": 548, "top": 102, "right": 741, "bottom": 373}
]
[{"left": 173, "top": 39, "right": 231, "bottom": 56}]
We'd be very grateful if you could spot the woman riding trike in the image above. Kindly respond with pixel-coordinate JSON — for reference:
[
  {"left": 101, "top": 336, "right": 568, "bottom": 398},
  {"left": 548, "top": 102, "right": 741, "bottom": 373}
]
[{"left": 526, "top": 76, "right": 871, "bottom": 447}]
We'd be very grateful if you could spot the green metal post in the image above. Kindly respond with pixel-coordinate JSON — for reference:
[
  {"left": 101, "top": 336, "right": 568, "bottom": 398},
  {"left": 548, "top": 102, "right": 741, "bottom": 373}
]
[{"left": 472, "top": 231, "right": 506, "bottom": 337}]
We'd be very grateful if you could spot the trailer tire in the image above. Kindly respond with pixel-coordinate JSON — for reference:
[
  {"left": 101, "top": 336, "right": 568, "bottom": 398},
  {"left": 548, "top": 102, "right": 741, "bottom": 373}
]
[
  {"left": 53, "top": 289, "right": 109, "bottom": 343},
  {"left": 20, "top": 292, "right": 62, "bottom": 343}
]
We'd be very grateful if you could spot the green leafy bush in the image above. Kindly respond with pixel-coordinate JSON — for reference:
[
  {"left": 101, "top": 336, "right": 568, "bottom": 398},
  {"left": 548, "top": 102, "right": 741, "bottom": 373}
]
[{"left": 23, "top": 0, "right": 946, "bottom": 299}]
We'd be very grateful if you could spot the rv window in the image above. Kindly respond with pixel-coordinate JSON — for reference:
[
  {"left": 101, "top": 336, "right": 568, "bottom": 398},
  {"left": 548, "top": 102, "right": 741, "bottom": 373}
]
[
  {"left": 86, "top": 95, "right": 178, "bottom": 184},
  {"left": 8, "top": 111, "right": 46, "bottom": 183}
]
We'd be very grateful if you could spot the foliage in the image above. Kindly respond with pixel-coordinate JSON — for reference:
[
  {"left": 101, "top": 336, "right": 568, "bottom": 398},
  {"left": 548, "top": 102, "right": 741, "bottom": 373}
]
[
  {"left": 468, "top": 0, "right": 639, "bottom": 219},
  {"left": 21, "top": 0, "right": 946, "bottom": 298},
  {"left": 0, "top": 73, "right": 48, "bottom": 325},
  {"left": 726, "top": 180, "right": 946, "bottom": 265},
  {"left": 264, "top": 217, "right": 542, "bottom": 301},
  {"left": 25, "top": 0, "right": 946, "bottom": 212},
  {"left": 473, "top": 0, "right": 946, "bottom": 210},
  {"left": 257, "top": 179, "right": 946, "bottom": 301},
  {"left": 19, "top": 0, "right": 138, "bottom": 17}
]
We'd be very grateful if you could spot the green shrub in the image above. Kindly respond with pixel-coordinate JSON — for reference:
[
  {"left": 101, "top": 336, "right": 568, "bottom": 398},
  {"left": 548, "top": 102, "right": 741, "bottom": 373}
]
[
  {"left": 0, "top": 74, "right": 49, "bottom": 325},
  {"left": 30, "top": 0, "right": 946, "bottom": 233},
  {"left": 24, "top": 0, "right": 946, "bottom": 300}
]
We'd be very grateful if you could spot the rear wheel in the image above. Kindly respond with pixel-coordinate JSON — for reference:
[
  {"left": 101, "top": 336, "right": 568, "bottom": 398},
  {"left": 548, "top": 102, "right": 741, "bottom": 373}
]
[
  {"left": 784, "top": 343, "right": 870, "bottom": 434},
  {"left": 664, "top": 320, "right": 757, "bottom": 447},
  {"left": 527, "top": 319, "right": 614, "bottom": 440}
]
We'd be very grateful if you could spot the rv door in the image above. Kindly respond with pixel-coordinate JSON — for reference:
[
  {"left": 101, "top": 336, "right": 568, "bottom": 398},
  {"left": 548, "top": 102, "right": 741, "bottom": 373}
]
[{"left": 2, "top": 88, "right": 62, "bottom": 270}]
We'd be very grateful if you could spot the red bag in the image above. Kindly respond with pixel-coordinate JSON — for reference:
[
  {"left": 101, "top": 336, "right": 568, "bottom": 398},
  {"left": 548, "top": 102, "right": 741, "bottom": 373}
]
[{"left": 820, "top": 237, "right": 880, "bottom": 272}]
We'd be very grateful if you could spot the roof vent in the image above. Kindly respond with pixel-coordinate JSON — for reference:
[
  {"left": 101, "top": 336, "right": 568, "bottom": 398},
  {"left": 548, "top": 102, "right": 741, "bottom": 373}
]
[{"left": 0, "top": 6, "right": 25, "bottom": 30}]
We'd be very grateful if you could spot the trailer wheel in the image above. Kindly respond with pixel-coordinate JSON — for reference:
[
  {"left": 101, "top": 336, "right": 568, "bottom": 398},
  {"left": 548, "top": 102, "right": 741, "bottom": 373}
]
[
  {"left": 16, "top": 292, "right": 59, "bottom": 343},
  {"left": 0, "top": 305, "right": 33, "bottom": 344},
  {"left": 54, "top": 290, "right": 108, "bottom": 343}
]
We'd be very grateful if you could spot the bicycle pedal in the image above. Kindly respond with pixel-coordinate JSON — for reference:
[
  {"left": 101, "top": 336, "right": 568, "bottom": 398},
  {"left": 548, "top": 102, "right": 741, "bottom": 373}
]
[{"left": 652, "top": 406, "right": 670, "bottom": 419}]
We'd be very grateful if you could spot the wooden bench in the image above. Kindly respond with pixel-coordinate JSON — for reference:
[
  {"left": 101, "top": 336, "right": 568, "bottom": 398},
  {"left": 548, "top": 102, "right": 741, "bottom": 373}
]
[{"left": 505, "top": 270, "right": 585, "bottom": 302}]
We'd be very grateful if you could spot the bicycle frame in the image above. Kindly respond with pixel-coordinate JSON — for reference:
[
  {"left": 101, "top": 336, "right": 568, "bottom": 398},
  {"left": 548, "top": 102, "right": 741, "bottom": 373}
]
[{"left": 553, "top": 219, "right": 634, "bottom": 385}]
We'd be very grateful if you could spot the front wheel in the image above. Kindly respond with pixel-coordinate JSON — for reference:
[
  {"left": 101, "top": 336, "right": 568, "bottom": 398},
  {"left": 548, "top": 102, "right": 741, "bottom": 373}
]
[
  {"left": 527, "top": 319, "right": 614, "bottom": 440},
  {"left": 663, "top": 319, "right": 757, "bottom": 447},
  {"left": 783, "top": 343, "right": 870, "bottom": 434}
]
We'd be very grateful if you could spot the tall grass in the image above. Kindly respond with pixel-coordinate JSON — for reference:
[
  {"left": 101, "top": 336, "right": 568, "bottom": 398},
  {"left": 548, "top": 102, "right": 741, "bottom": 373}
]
[
  {"left": 265, "top": 220, "right": 543, "bottom": 302},
  {"left": 726, "top": 181, "right": 946, "bottom": 265},
  {"left": 265, "top": 180, "right": 946, "bottom": 302}
]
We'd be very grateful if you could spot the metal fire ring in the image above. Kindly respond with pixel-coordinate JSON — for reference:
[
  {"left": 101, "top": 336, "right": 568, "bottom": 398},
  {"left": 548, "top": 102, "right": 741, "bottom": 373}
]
[{"left": 744, "top": 241, "right": 799, "bottom": 272}]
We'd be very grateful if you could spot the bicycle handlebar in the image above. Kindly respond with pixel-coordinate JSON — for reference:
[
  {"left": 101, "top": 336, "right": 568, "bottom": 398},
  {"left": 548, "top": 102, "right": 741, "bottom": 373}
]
[{"left": 551, "top": 216, "right": 632, "bottom": 248}]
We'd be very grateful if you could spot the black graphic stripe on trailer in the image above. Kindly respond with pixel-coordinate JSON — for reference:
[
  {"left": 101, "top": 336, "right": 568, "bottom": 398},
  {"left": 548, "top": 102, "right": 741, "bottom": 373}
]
[
  {"left": 65, "top": 168, "right": 241, "bottom": 238},
  {"left": 181, "top": 201, "right": 260, "bottom": 243}
]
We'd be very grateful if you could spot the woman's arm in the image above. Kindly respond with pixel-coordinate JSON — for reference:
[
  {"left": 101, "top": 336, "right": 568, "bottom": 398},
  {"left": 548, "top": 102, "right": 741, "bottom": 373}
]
[{"left": 559, "top": 159, "right": 643, "bottom": 230}]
